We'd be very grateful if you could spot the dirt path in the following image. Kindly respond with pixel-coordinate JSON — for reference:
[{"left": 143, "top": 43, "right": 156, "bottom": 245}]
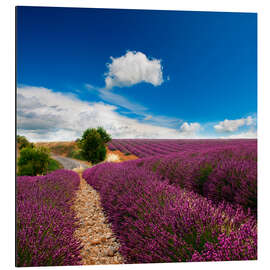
[
  {"left": 52, "top": 155, "right": 90, "bottom": 170},
  {"left": 72, "top": 174, "right": 123, "bottom": 265},
  {"left": 53, "top": 152, "right": 125, "bottom": 264}
]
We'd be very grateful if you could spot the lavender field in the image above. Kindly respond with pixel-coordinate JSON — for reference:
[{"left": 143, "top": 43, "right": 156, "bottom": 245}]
[
  {"left": 16, "top": 139, "right": 257, "bottom": 265},
  {"left": 84, "top": 139, "right": 257, "bottom": 263}
]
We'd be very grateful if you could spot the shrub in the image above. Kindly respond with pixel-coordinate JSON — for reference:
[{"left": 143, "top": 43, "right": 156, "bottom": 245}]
[
  {"left": 18, "top": 147, "right": 50, "bottom": 176},
  {"left": 78, "top": 128, "right": 106, "bottom": 164},
  {"left": 17, "top": 162, "right": 35, "bottom": 176}
]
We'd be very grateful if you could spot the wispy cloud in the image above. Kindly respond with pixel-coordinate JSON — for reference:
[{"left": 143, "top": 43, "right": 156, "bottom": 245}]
[
  {"left": 144, "top": 115, "right": 152, "bottom": 120},
  {"left": 143, "top": 115, "right": 183, "bottom": 128},
  {"left": 220, "top": 128, "right": 257, "bottom": 139},
  {"left": 214, "top": 116, "right": 257, "bottom": 132},
  {"left": 97, "top": 90, "right": 183, "bottom": 128},
  {"left": 85, "top": 83, "right": 98, "bottom": 91},
  {"left": 84, "top": 80, "right": 182, "bottom": 129},
  {"left": 98, "top": 89, "right": 147, "bottom": 115}
]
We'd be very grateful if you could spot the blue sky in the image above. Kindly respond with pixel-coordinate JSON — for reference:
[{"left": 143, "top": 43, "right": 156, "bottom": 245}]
[{"left": 16, "top": 7, "right": 257, "bottom": 141}]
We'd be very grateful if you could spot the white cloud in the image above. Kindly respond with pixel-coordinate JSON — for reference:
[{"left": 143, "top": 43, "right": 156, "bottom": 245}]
[
  {"left": 179, "top": 122, "right": 201, "bottom": 137},
  {"left": 104, "top": 51, "right": 163, "bottom": 89},
  {"left": 17, "top": 86, "right": 193, "bottom": 141},
  {"left": 246, "top": 115, "right": 255, "bottom": 126},
  {"left": 220, "top": 129, "right": 257, "bottom": 139},
  {"left": 214, "top": 116, "right": 256, "bottom": 132},
  {"left": 214, "top": 119, "right": 245, "bottom": 132}
]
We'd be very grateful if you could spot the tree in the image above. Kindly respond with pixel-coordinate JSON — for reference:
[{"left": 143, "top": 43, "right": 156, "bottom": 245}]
[
  {"left": 97, "top": 127, "right": 112, "bottom": 143},
  {"left": 17, "top": 135, "right": 34, "bottom": 150},
  {"left": 18, "top": 147, "right": 50, "bottom": 176},
  {"left": 79, "top": 128, "right": 107, "bottom": 164}
]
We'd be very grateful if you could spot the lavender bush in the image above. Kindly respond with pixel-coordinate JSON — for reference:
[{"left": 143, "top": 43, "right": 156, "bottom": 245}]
[
  {"left": 117, "top": 141, "right": 256, "bottom": 213},
  {"left": 16, "top": 169, "right": 82, "bottom": 267},
  {"left": 83, "top": 159, "right": 257, "bottom": 263}
]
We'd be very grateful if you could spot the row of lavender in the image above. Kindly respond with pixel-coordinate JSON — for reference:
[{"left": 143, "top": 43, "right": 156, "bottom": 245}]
[
  {"left": 108, "top": 138, "right": 256, "bottom": 158},
  {"left": 132, "top": 142, "right": 257, "bottom": 213},
  {"left": 83, "top": 150, "right": 257, "bottom": 263},
  {"left": 16, "top": 170, "right": 82, "bottom": 267}
]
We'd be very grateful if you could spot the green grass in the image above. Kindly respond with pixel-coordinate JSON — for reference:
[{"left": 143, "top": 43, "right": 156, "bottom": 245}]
[{"left": 47, "top": 158, "right": 63, "bottom": 173}]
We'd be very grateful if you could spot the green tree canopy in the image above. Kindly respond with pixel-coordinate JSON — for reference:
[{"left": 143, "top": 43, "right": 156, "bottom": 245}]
[
  {"left": 97, "top": 126, "right": 112, "bottom": 143},
  {"left": 78, "top": 128, "right": 107, "bottom": 164}
]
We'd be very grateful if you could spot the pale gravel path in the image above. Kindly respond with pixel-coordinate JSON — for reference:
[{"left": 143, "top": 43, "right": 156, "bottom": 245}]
[
  {"left": 71, "top": 175, "right": 124, "bottom": 265},
  {"left": 52, "top": 155, "right": 89, "bottom": 170}
]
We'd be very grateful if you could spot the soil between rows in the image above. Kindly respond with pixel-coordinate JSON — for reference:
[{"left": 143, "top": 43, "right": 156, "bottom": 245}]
[{"left": 71, "top": 174, "right": 124, "bottom": 265}]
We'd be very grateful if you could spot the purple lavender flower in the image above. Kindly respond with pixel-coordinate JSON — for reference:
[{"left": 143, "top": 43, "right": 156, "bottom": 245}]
[{"left": 16, "top": 169, "right": 83, "bottom": 266}]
